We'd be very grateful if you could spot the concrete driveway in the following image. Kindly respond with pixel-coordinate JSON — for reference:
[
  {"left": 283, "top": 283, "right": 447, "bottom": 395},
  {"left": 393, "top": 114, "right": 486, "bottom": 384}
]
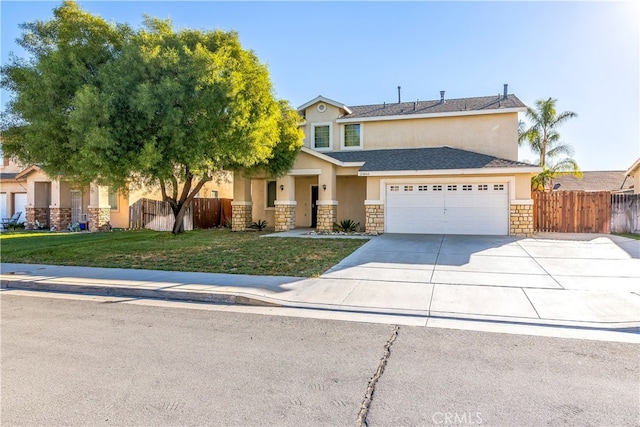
[
  {"left": 2, "top": 232, "right": 639, "bottom": 340},
  {"left": 317, "top": 233, "right": 640, "bottom": 326}
]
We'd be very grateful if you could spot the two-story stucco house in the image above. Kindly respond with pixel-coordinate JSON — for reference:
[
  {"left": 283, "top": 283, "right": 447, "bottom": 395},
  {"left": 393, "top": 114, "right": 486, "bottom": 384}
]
[{"left": 232, "top": 85, "right": 541, "bottom": 236}]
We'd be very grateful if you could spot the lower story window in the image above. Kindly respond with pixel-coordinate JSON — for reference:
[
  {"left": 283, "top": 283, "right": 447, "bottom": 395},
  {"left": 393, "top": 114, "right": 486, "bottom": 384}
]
[
  {"left": 267, "top": 181, "right": 276, "bottom": 208},
  {"left": 108, "top": 188, "right": 118, "bottom": 211}
]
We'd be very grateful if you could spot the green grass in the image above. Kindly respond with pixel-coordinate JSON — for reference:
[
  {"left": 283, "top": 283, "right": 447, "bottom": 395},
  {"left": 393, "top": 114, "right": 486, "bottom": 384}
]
[
  {"left": 0, "top": 229, "right": 366, "bottom": 277},
  {"left": 612, "top": 232, "right": 640, "bottom": 240}
]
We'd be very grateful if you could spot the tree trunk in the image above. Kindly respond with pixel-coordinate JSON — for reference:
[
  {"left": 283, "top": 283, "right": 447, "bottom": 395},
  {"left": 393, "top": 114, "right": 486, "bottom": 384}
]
[
  {"left": 167, "top": 174, "right": 212, "bottom": 235},
  {"left": 172, "top": 203, "right": 188, "bottom": 234}
]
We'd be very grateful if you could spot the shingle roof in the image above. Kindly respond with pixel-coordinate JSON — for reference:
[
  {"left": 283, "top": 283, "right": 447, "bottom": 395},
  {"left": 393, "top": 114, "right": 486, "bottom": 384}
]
[
  {"left": 0, "top": 173, "right": 18, "bottom": 180},
  {"left": 324, "top": 146, "right": 536, "bottom": 172},
  {"left": 340, "top": 94, "right": 526, "bottom": 119},
  {"left": 553, "top": 171, "right": 632, "bottom": 192}
]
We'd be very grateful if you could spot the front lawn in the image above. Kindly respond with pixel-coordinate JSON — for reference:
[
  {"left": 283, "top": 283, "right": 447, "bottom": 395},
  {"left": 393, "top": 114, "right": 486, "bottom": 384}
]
[{"left": 0, "top": 229, "right": 366, "bottom": 277}]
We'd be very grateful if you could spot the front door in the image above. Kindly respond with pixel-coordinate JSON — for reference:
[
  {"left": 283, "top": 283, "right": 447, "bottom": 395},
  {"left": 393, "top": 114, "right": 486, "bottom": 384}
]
[
  {"left": 70, "top": 190, "right": 83, "bottom": 224},
  {"left": 311, "top": 185, "right": 318, "bottom": 228}
]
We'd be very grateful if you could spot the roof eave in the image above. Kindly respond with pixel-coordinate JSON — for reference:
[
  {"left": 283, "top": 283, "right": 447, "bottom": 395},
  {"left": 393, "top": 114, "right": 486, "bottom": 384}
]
[
  {"left": 297, "top": 96, "right": 353, "bottom": 115},
  {"left": 337, "top": 107, "right": 526, "bottom": 123},
  {"left": 626, "top": 157, "right": 640, "bottom": 176},
  {"left": 15, "top": 165, "right": 42, "bottom": 180},
  {"left": 358, "top": 166, "right": 542, "bottom": 177},
  {"left": 300, "top": 147, "right": 364, "bottom": 168}
]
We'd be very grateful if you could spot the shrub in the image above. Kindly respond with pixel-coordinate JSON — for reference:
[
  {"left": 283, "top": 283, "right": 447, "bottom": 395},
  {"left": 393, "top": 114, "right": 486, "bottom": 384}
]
[{"left": 333, "top": 219, "right": 360, "bottom": 233}]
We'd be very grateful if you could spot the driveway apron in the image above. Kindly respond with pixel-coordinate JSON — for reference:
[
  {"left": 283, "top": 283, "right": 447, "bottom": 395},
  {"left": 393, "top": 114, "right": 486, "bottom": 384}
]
[{"left": 322, "top": 233, "right": 640, "bottom": 324}]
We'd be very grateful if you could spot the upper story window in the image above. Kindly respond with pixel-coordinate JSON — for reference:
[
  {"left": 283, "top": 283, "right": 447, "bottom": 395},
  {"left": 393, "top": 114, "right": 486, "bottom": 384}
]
[
  {"left": 312, "top": 123, "right": 332, "bottom": 151},
  {"left": 343, "top": 124, "right": 362, "bottom": 149}
]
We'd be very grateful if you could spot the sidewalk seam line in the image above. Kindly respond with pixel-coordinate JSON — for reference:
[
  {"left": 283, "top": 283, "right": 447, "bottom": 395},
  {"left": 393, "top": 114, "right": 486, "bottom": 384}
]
[
  {"left": 428, "top": 234, "right": 445, "bottom": 284},
  {"left": 516, "top": 240, "right": 565, "bottom": 289},
  {"left": 521, "top": 288, "right": 541, "bottom": 319}
]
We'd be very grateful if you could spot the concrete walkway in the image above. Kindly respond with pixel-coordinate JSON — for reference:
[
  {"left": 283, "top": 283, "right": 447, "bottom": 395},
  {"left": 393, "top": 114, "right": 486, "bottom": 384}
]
[{"left": 2, "top": 233, "right": 639, "bottom": 341}]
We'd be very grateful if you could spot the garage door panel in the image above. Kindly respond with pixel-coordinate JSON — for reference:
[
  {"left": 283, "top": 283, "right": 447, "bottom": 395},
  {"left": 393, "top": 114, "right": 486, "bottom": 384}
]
[{"left": 386, "top": 183, "right": 508, "bottom": 235}]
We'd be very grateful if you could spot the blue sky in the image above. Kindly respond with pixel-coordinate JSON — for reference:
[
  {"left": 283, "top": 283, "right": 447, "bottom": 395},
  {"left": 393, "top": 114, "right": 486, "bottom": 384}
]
[{"left": 2, "top": 1, "right": 638, "bottom": 171}]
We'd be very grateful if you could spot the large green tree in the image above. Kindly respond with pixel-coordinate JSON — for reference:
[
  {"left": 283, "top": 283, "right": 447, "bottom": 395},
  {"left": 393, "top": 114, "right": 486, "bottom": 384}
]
[
  {"left": 1, "top": 1, "right": 303, "bottom": 234},
  {"left": 518, "top": 97, "right": 581, "bottom": 191}
]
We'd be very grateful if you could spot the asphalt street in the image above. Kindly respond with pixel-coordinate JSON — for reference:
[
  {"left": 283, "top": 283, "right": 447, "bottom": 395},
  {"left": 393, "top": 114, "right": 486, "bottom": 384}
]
[{"left": 1, "top": 292, "right": 638, "bottom": 426}]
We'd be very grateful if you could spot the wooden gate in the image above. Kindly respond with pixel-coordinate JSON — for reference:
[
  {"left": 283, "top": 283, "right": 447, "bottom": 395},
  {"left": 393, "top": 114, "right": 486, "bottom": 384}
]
[
  {"left": 191, "top": 198, "right": 232, "bottom": 229},
  {"left": 129, "top": 198, "right": 232, "bottom": 231},
  {"left": 611, "top": 194, "right": 640, "bottom": 234},
  {"left": 533, "top": 191, "right": 611, "bottom": 233}
]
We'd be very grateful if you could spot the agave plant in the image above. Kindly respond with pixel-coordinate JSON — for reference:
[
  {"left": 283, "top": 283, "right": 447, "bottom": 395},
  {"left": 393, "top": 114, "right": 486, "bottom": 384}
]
[
  {"left": 250, "top": 219, "right": 268, "bottom": 231},
  {"left": 333, "top": 219, "right": 360, "bottom": 233}
]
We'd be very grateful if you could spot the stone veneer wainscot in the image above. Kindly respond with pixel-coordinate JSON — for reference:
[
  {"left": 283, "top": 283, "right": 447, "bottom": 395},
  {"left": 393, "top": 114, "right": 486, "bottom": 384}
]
[
  {"left": 510, "top": 203, "right": 534, "bottom": 237},
  {"left": 316, "top": 204, "right": 337, "bottom": 232},
  {"left": 365, "top": 204, "right": 384, "bottom": 234},
  {"left": 274, "top": 202, "right": 296, "bottom": 232},
  {"left": 231, "top": 202, "right": 252, "bottom": 231}
]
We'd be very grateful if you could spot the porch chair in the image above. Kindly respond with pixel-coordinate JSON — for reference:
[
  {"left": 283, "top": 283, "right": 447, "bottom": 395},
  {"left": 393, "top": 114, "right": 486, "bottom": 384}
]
[{"left": 1, "top": 211, "right": 22, "bottom": 229}]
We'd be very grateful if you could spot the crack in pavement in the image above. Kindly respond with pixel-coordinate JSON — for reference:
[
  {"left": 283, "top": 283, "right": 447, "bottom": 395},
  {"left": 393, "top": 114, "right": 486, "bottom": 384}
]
[{"left": 357, "top": 324, "right": 400, "bottom": 427}]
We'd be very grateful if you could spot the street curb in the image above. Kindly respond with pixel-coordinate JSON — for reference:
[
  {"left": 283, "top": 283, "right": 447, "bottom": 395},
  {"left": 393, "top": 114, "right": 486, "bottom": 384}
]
[
  {"left": 0, "top": 279, "right": 282, "bottom": 307},
  {"left": 3, "top": 278, "right": 639, "bottom": 335}
]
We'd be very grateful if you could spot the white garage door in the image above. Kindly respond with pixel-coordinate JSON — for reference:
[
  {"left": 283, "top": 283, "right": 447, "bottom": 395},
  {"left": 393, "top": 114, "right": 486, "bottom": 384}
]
[
  {"left": 14, "top": 193, "right": 27, "bottom": 223},
  {"left": 386, "top": 183, "right": 509, "bottom": 235},
  {"left": 0, "top": 194, "right": 6, "bottom": 220}
]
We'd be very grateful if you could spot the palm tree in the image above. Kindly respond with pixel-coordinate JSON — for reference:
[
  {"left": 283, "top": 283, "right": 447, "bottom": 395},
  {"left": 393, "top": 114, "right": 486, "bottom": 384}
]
[{"left": 519, "top": 98, "right": 581, "bottom": 190}]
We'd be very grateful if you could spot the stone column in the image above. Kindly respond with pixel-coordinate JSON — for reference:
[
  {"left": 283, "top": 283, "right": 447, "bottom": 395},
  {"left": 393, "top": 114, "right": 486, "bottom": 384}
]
[
  {"left": 510, "top": 202, "right": 534, "bottom": 237},
  {"left": 231, "top": 172, "right": 253, "bottom": 231},
  {"left": 88, "top": 184, "right": 111, "bottom": 231},
  {"left": 231, "top": 202, "right": 253, "bottom": 231},
  {"left": 50, "top": 207, "right": 72, "bottom": 231},
  {"left": 365, "top": 202, "right": 384, "bottom": 234},
  {"left": 49, "top": 179, "right": 71, "bottom": 231},
  {"left": 316, "top": 201, "right": 337, "bottom": 232},
  {"left": 274, "top": 201, "right": 296, "bottom": 231},
  {"left": 25, "top": 207, "right": 36, "bottom": 230}
]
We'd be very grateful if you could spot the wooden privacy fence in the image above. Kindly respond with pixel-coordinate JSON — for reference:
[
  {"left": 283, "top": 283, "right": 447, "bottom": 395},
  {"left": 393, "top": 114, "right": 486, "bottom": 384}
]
[
  {"left": 129, "top": 198, "right": 232, "bottom": 231},
  {"left": 191, "top": 198, "right": 232, "bottom": 229},
  {"left": 533, "top": 191, "right": 611, "bottom": 233},
  {"left": 611, "top": 194, "right": 640, "bottom": 234}
]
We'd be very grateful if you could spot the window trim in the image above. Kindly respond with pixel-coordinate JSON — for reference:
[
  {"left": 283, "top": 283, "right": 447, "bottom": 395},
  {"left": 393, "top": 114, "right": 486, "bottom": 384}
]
[
  {"left": 341, "top": 123, "right": 363, "bottom": 150},
  {"left": 311, "top": 122, "right": 333, "bottom": 151}
]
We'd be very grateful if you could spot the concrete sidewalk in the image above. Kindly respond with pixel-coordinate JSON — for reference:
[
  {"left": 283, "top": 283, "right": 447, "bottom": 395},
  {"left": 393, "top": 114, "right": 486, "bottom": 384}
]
[{"left": 1, "top": 233, "right": 639, "bottom": 341}]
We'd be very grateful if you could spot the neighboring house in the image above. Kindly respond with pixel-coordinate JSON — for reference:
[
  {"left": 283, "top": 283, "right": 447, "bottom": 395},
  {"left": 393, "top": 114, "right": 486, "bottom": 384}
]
[
  {"left": 233, "top": 85, "right": 541, "bottom": 236},
  {"left": 626, "top": 158, "right": 640, "bottom": 194},
  {"left": 552, "top": 171, "right": 633, "bottom": 194},
  {"left": 0, "top": 145, "right": 28, "bottom": 225},
  {"left": 0, "top": 144, "right": 232, "bottom": 231}
]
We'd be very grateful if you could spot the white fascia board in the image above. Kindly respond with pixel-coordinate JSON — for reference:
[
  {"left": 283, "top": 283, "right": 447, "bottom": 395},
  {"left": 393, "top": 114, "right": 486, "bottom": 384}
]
[
  {"left": 358, "top": 166, "right": 542, "bottom": 177},
  {"left": 297, "top": 96, "right": 352, "bottom": 115},
  {"left": 336, "top": 107, "right": 526, "bottom": 123},
  {"left": 288, "top": 168, "right": 322, "bottom": 176},
  {"left": 626, "top": 157, "right": 640, "bottom": 176},
  {"left": 511, "top": 199, "right": 534, "bottom": 205},
  {"left": 300, "top": 146, "right": 365, "bottom": 168}
]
